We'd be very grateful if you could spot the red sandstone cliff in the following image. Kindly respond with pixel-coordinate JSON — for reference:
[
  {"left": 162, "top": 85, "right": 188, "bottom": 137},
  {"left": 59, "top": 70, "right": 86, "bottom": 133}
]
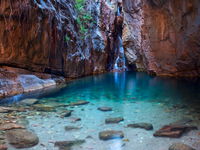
[{"left": 123, "top": 0, "right": 200, "bottom": 77}]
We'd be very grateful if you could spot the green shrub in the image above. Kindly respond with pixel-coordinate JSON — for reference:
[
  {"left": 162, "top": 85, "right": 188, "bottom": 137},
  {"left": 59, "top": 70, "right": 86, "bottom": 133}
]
[
  {"left": 75, "top": 0, "right": 93, "bottom": 38},
  {"left": 65, "top": 35, "right": 70, "bottom": 42}
]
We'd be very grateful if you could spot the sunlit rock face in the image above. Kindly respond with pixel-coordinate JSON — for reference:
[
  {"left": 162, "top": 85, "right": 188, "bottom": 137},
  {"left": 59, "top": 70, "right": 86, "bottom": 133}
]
[
  {"left": 123, "top": 0, "right": 200, "bottom": 77},
  {"left": 0, "top": 0, "right": 115, "bottom": 78},
  {"left": 0, "top": 66, "right": 64, "bottom": 98}
]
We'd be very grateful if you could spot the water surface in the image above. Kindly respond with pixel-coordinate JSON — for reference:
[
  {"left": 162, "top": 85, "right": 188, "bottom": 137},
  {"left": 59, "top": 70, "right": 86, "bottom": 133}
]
[{"left": 1, "top": 72, "right": 200, "bottom": 150}]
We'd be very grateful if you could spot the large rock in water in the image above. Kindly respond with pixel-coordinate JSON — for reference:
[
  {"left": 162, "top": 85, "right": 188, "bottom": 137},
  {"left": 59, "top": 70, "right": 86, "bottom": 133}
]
[
  {"left": 169, "top": 143, "right": 196, "bottom": 150},
  {"left": 6, "top": 129, "right": 39, "bottom": 148},
  {"left": 105, "top": 117, "right": 124, "bottom": 124},
  {"left": 123, "top": 0, "right": 200, "bottom": 77},
  {"left": 127, "top": 123, "right": 153, "bottom": 130},
  {"left": 54, "top": 140, "right": 85, "bottom": 150},
  {"left": 99, "top": 130, "right": 124, "bottom": 140},
  {"left": 154, "top": 124, "right": 197, "bottom": 138}
]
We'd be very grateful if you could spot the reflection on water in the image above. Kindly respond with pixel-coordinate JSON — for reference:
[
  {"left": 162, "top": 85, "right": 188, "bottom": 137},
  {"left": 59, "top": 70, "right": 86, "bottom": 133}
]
[
  {"left": 1, "top": 71, "right": 200, "bottom": 105},
  {"left": 1, "top": 71, "right": 200, "bottom": 150},
  {"left": 38, "top": 71, "right": 200, "bottom": 105}
]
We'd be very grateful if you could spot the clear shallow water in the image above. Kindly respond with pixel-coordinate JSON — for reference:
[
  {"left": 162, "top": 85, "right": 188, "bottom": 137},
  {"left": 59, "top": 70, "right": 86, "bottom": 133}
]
[{"left": 1, "top": 72, "right": 200, "bottom": 150}]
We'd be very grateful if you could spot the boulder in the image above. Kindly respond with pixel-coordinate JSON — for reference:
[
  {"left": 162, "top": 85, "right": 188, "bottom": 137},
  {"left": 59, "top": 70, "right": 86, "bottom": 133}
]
[
  {"left": 154, "top": 125, "right": 197, "bottom": 138},
  {"left": 6, "top": 129, "right": 39, "bottom": 148},
  {"left": 65, "top": 126, "right": 81, "bottom": 131},
  {"left": 105, "top": 117, "right": 124, "bottom": 124},
  {"left": 127, "top": 123, "right": 153, "bottom": 130},
  {"left": 169, "top": 143, "right": 196, "bottom": 150},
  {"left": 69, "top": 101, "right": 89, "bottom": 106},
  {"left": 99, "top": 130, "right": 124, "bottom": 140},
  {"left": 55, "top": 140, "right": 85, "bottom": 150},
  {"left": 61, "top": 110, "right": 73, "bottom": 118},
  {"left": 98, "top": 107, "right": 112, "bottom": 112}
]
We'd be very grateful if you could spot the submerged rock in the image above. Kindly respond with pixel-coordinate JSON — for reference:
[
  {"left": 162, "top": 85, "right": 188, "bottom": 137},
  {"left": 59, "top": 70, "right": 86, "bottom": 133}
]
[
  {"left": 61, "top": 110, "right": 73, "bottom": 118},
  {"left": 105, "top": 117, "right": 124, "bottom": 124},
  {"left": 69, "top": 101, "right": 89, "bottom": 106},
  {"left": 99, "top": 130, "right": 124, "bottom": 140},
  {"left": 34, "top": 104, "right": 55, "bottom": 112},
  {"left": 0, "top": 123, "right": 25, "bottom": 131},
  {"left": 98, "top": 107, "right": 112, "bottom": 112},
  {"left": 169, "top": 143, "right": 196, "bottom": 150},
  {"left": 55, "top": 140, "right": 85, "bottom": 150},
  {"left": 70, "top": 117, "right": 81, "bottom": 123},
  {"left": 127, "top": 123, "right": 153, "bottom": 130},
  {"left": 64, "top": 126, "right": 81, "bottom": 131},
  {"left": 154, "top": 125, "right": 197, "bottom": 138},
  {"left": 19, "top": 98, "right": 39, "bottom": 105},
  {"left": 6, "top": 129, "right": 39, "bottom": 148},
  {"left": 0, "top": 107, "right": 18, "bottom": 113}
]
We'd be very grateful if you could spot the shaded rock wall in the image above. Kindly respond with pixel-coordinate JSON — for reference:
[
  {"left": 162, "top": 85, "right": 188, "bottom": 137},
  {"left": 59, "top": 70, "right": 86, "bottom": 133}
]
[
  {"left": 123, "top": 0, "right": 200, "bottom": 77},
  {"left": 0, "top": 0, "right": 119, "bottom": 78},
  {"left": 0, "top": 0, "right": 122, "bottom": 98}
]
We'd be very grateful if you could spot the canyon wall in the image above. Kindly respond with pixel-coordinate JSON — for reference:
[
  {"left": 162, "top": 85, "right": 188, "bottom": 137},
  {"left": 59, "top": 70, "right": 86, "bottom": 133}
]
[
  {"left": 0, "top": 0, "right": 121, "bottom": 79},
  {"left": 0, "top": 0, "right": 122, "bottom": 98},
  {"left": 123, "top": 0, "right": 200, "bottom": 77}
]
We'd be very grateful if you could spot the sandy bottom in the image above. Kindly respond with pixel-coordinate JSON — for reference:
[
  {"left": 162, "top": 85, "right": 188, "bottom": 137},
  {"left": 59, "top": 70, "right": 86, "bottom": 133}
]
[{"left": 7, "top": 100, "right": 200, "bottom": 150}]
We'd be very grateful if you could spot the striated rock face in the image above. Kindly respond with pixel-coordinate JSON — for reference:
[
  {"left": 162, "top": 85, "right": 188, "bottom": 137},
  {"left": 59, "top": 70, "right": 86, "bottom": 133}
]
[
  {"left": 0, "top": 0, "right": 122, "bottom": 98},
  {"left": 123, "top": 0, "right": 200, "bottom": 77},
  {"left": 0, "top": 0, "right": 116, "bottom": 78}
]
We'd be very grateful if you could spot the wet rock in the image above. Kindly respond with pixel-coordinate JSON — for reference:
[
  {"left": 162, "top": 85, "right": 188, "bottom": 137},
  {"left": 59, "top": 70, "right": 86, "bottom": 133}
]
[
  {"left": 154, "top": 124, "right": 198, "bottom": 138},
  {"left": 70, "top": 117, "right": 81, "bottom": 123},
  {"left": 61, "top": 110, "right": 73, "bottom": 118},
  {"left": 64, "top": 126, "right": 81, "bottom": 131},
  {"left": 19, "top": 98, "right": 39, "bottom": 105},
  {"left": 0, "top": 123, "right": 25, "bottom": 130},
  {"left": 0, "top": 145, "right": 7, "bottom": 150},
  {"left": 55, "top": 140, "right": 85, "bottom": 150},
  {"left": 34, "top": 104, "right": 55, "bottom": 112},
  {"left": 6, "top": 129, "right": 39, "bottom": 148},
  {"left": 43, "top": 102, "right": 69, "bottom": 108},
  {"left": 127, "top": 123, "right": 153, "bottom": 130},
  {"left": 99, "top": 130, "right": 124, "bottom": 140},
  {"left": 69, "top": 100, "right": 89, "bottom": 106},
  {"left": 98, "top": 107, "right": 112, "bottom": 112},
  {"left": 105, "top": 117, "right": 124, "bottom": 124},
  {"left": 0, "top": 107, "right": 18, "bottom": 113},
  {"left": 169, "top": 143, "right": 195, "bottom": 150}
]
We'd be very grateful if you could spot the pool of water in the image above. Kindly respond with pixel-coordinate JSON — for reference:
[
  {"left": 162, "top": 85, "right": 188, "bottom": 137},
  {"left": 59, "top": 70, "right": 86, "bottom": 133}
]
[{"left": 1, "top": 71, "right": 200, "bottom": 150}]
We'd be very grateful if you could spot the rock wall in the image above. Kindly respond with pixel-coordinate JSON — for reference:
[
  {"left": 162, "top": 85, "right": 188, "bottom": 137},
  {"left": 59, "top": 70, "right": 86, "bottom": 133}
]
[
  {"left": 0, "top": 0, "right": 121, "bottom": 98},
  {"left": 0, "top": 0, "right": 120, "bottom": 79},
  {"left": 123, "top": 0, "right": 200, "bottom": 77}
]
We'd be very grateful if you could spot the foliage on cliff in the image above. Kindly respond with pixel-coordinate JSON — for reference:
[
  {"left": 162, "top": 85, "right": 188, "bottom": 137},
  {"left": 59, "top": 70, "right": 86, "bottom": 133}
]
[{"left": 75, "top": 0, "right": 93, "bottom": 36}]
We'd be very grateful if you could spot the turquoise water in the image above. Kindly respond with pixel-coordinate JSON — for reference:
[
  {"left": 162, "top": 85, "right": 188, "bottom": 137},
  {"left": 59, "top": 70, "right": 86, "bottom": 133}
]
[
  {"left": 1, "top": 72, "right": 200, "bottom": 150},
  {"left": 40, "top": 71, "right": 200, "bottom": 105}
]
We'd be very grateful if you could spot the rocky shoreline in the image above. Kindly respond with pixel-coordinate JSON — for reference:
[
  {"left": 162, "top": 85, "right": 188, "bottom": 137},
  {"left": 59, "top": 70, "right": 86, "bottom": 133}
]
[{"left": 0, "top": 66, "right": 65, "bottom": 99}]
